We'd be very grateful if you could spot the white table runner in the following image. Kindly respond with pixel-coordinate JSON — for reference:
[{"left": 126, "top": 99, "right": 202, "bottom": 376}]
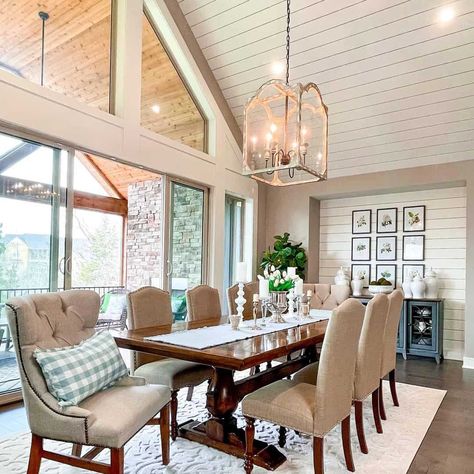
[{"left": 145, "top": 309, "right": 332, "bottom": 350}]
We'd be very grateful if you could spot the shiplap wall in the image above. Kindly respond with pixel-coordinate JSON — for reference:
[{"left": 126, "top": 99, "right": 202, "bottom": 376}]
[{"left": 319, "top": 186, "right": 466, "bottom": 360}]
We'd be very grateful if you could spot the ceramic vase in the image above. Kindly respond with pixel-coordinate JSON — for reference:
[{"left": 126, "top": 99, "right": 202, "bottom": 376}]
[
  {"left": 424, "top": 268, "right": 439, "bottom": 299},
  {"left": 351, "top": 279, "right": 364, "bottom": 297},
  {"left": 410, "top": 274, "right": 426, "bottom": 299},
  {"left": 402, "top": 280, "right": 413, "bottom": 298}
]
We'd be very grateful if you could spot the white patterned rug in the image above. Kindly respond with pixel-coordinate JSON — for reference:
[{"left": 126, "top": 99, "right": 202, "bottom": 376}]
[{"left": 0, "top": 380, "right": 445, "bottom": 474}]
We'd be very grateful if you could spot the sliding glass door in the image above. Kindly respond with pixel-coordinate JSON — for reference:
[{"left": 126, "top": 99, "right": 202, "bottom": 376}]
[
  {"left": 0, "top": 132, "right": 69, "bottom": 403},
  {"left": 166, "top": 180, "right": 208, "bottom": 322}
]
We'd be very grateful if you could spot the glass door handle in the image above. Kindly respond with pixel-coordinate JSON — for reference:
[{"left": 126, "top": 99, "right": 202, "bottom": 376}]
[
  {"left": 166, "top": 260, "right": 173, "bottom": 277},
  {"left": 59, "top": 257, "right": 66, "bottom": 275},
  {"left": 65, "top": 257, "right": 72, "bottom": 275}
]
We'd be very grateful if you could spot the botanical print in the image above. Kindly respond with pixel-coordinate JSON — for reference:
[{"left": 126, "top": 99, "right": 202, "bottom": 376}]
[
  {"left": 377, "top": 208, "right": 397, "bottom": 233},
  {"left": 376, "top": 264, "right": 397, "bottom": 286},
  {"left": 404, "top": 205, "right": 425, "bottom": 232},
  {"left": 352, "top": 264, "right": 371, "bottom": 287},
  {"left": 352, "top": 209, "right": 371, "bottom": 234},
  {"left": 403, "top": 235, "right": 424, "bottom": 261},
  {"left": 376, "top": 236, "right": 397, "bottom": 261},
  {"left": 403, "top": 264, "right": 425, "bottom": 282},
  {"left": 352, "top": 237, "right": 371, "bottom": 261}
]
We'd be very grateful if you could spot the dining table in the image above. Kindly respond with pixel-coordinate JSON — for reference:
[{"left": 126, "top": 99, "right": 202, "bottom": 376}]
[{"left": 114, "top": 314, "right": 329, "bottom": 470}]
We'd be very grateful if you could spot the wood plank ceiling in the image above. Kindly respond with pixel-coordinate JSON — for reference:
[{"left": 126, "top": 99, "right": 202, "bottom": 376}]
[{"left": 179, "top": 0, "right": 474, "bottom": 178}]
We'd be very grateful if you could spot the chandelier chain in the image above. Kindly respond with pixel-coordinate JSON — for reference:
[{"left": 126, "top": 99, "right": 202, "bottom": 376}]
[{"left": 285, "top": 0, "right": 291, "bottom": 85}]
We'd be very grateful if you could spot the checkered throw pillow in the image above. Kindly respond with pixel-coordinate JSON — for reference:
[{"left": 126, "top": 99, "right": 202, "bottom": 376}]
[{"left": 34, "top": 331, "right": 128, "bottom": 407}]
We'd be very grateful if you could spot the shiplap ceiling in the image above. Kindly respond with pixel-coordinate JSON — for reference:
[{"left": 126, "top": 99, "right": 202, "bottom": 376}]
[{"left": 179, "top": 0, "right": 474, "bottom": 178}]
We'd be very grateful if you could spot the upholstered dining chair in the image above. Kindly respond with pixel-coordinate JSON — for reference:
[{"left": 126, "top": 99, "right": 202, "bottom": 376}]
[
  {"left": 379, "top": 289, "right": 404, "bottom": 420},
  {"left": 6, "top": 290, "right": 170, "bottom": 474},
  {"left": 294, "top": 293, "right": 389, "bottom": 454},
  {"left": 227, "top": 281, "right": 259, "bottom": 319},
  {"left": 127, "top": 286, "right": 214, "bottom": 440},
  {"left": 185, "top": 284, "right": 222, "bottom": 329},
  {"left": 303, "top": 283, "right": 351, "bottom": 310},
  {"left": 242, "top": 298, "right": 365, "bottom": 474}
]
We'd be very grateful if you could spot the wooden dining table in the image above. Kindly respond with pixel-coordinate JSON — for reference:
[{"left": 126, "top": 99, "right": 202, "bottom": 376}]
[{"left": 114, "top": 319, "right": 328, "bottom": 470}]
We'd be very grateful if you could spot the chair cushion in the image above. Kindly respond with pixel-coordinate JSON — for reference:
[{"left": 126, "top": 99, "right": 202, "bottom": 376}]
[
  {"left": 34, "top": 331, "right": 128, "bottom": 406},
  {"left": 134, "top": 358, "right": 214, "bottom": 390},
  {"left": 293, "top": 362, "right": 319, "bottom": 385},
  {"left": 81, "top": 383, "right": 170, "bottom": 448},
  {"left": 242, "top": 380, "right": 316, "bottom": 435}
]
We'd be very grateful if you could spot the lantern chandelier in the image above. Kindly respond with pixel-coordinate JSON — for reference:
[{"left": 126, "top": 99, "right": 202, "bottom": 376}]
[{"left": 242, "top": 0, "right": 328, "bottom": 186}]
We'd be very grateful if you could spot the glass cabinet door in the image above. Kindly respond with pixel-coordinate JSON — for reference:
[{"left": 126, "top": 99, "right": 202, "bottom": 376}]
[{"left": 407, "top": 301, "right": 436, "bottom": 351}]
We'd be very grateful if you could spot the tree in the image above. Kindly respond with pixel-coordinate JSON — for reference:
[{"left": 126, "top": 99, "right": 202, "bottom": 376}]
[{"left": 0, "top": 223, "right": 19, "bottom": 290}]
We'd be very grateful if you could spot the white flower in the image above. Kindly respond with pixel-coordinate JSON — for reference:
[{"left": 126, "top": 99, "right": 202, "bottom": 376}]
[
  {"left": 271, "top": 265, "right": 275, "bottom": 272},
  {"left": 269, "top": 275, "right": 275, "bottom": 281},
  {"left": 263, "top": 268, "right": 269, "bottom": 278},
  {"left": 274, "top": 278, "right": 280, "bottom": 287},
  {"left": 285, "top": 275, "right": 290, "bottom": 281},
  {"left": 282, "top": 271, "right": 287, "bottom": 278}
]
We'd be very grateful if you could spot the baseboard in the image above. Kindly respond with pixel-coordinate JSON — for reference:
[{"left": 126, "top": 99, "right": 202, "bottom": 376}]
[{"left": 462, "top": 357, "right": 474, "bottom": 369}]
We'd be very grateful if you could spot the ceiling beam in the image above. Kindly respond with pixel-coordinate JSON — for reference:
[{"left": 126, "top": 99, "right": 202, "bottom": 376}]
[{"left": 0, "top": 142, "right": 38, "bottom": 173}]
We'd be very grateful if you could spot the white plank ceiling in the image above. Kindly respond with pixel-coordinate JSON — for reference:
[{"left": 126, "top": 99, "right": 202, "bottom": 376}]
[{"left": 179, "top": 0, "right": 474, "bottom": 178}]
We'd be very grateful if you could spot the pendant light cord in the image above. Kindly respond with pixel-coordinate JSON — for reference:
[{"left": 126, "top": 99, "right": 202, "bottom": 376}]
[
  {"left": 39, "top": 11, "right": 49, "bottom": 86},
  {"left": 285, "top": 0, "right": 291, "bottom": 85}
]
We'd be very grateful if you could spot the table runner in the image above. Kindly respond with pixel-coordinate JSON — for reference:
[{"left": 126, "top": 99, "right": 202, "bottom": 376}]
[{"left": 145, "top": 309, "right": 332, "bottom": 349}]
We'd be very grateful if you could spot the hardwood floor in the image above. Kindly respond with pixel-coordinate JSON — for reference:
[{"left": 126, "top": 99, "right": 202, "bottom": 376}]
[{"left": 0, "top": 356, "right": 473, "bottom": 472}]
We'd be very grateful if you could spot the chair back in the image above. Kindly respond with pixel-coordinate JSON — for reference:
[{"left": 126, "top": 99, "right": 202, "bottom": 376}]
[
  {"left": 380, "top": 289, "right": 404, "bottom": 377},
  {"left": 353, "top": 293, "right": 389, "bottom": 401},
  {"left": 127, "top": 286, "right": 172, "bottom": 369},
  {"left": 226, "top": 281, "right": 259, "bottom": 319},
  {"left": 5, "top": 290, "right": 99, "bottom": 443},
  {"left": 186, "top": 284, "right": 222, "bottom": 329},
  {"left": 304, "top": 283, "right": 350, "bottom": 310},
  {"left": 313, "top": 298, "right": 365, "bottom": 437}
]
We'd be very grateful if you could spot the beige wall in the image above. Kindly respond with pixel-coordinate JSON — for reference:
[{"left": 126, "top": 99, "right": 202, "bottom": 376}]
[{"left": 258, "top": 160, "right": 474, "bottom": 365}]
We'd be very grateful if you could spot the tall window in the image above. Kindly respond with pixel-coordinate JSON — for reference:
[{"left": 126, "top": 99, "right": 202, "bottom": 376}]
[
  {"left": 141, "top": 11, "right": 206, "bottom": 152},
  {"left": 0, "top": 0, "right": 113, "bottom": 112}
]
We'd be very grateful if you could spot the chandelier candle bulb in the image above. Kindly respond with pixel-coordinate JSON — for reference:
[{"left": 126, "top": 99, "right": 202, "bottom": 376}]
[{"left": 253, "top": 293, "right": 259, "bottom": 303}]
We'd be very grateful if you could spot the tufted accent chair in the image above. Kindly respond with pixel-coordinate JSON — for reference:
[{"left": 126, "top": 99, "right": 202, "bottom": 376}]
[
  {"left": 303, "top": 283, "right": 350, "bottom": 310},
  {"left": 6, "top": 290, "right": 171, "bottom": 474}
]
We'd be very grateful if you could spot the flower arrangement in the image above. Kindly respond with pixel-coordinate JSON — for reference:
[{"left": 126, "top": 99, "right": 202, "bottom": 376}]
[{"left": 264, "top": 265, "right": 297, "bottom": 291}]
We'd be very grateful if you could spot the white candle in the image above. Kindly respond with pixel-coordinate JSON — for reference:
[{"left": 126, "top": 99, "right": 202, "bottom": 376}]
[
  {"left": 287, "top": 267, "right": 296, "bottom": 278},
  {"left": 236, "top": 262, "right": 247, "bottom": 282},
  {"left": 307, "top": 289, "right": 313, "bottom": 297},
  {"left": 259, "top": 278, "right": 269, "bottom": 298},
  {"left": 295, "top": 278, "right": 303, "bottom": 296},
  {"left": 253, "top": 293, "right": 259, "bottom": 303}
]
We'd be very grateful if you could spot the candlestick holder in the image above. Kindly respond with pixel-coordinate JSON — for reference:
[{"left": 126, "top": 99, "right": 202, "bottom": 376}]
[
  {"left": 302, "top": 294, "right": 313, "bottom": 319},
  {"left": 250, "top": 300, "right": 262, "bottom": 330},
  {"left": 295, "top": 294, "right": 303, "bottom": 320},
  {"left": 235, "top": 282, "right": 246, "bottom": 320},
  {"left": 260, "top": 297, "right": 269, "bottom": 326},
  {"left": 286, "top": 288, "right": 295, "bottom": 317}
]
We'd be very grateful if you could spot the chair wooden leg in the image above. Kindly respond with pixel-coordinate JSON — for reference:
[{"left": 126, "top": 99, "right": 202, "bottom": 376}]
[
  {"left": 341, "top": 415, "right": 355, "bottom": 472},
  {"left": 389, "top": 369, "right": 399, "bottom": 406},
  {"left": 372, "top": 389, "right": 383, "bottom": 434},
  {"left": 160, "top": 403, "right": 170, "bottom": 465},
  {"left": 170, "top": 390, "right": 179, "bottom": 441},
  {"left": 244, "top": 417, "right": 255, "bottom": 474},
  {"left": 71, "top": 444, "right": 82, "bottom": 457},
  {"left": 278, "top": 426, "right": 286, "bottom": 448},
  {"left": 110, "top": 447, "right": 124, "bottom": 474},
  {"left": 313, "top": 436, "right": 324, "bottom": 474},
  {"left": 379, "top": 379, "right": 387, "bottom": 420},
  {"left": 27, "top": 434, "right": 43, "bottom": 474},
  {"left": 186, "top": 386, "right": 194, "bottom": 401},
  {"left": 354, "top": 400, "right": 368, "bottom": 454}
]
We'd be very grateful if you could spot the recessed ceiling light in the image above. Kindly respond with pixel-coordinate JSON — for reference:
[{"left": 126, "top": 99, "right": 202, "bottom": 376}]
[
  {"left": 438, "top": 6, "right": 455, "bottom": 23},
  {"left": 271, "top": 61, "right": 284, "bottom": 75},
  {"left": 151, "top": 104, "right": 160, "bottom": 114}
]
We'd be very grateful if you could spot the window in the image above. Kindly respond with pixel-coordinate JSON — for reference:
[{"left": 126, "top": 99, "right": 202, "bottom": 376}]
[
  {"left": 141, "top": 11, "right": 206, "bottom": 152},
  {"left": 0, "top": 0, "right": 113, "bottom": 112}
]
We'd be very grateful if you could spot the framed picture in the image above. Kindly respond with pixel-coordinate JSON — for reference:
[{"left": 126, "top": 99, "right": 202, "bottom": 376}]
[
  {"left": 376, "top": 264, "right": 397, "bottom": 287},
  {"left": 403, "top": 264, "right": 425, "bottom": 282},
  {"left": 351, "top": 237, "right": 371, "bottom": 261},
  {"left": 403, "top": 235, "right": 425, "bottom": 261},
  {"left": 376, "top": 236, "right": 397, "bottom": 261},
  {"left": 352, "top": 209, "right": 372, "bottom": 234},
  {"left": 403, "top": 205, "right": 425, "bottom": 232},
  {"left": 351, "top": 264, "right": 371, "bottom": 288},
  {"left": 377, "top": 208, "right": 397, "bottom": 233}
]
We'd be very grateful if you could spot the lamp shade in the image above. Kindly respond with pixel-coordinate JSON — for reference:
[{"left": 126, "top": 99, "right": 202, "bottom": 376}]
[{"left": 243, "top": 79, "right": 328, "bottom": 186}]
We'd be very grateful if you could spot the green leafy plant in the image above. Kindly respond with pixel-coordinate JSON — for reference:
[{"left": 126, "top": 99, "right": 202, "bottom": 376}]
[{"left": 260, "top": 232, "right": 307, "bottom": 279}]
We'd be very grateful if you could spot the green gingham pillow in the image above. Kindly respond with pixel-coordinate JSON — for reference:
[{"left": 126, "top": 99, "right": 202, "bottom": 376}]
[{"left": 34, "top": 331, "right": 128, "bottom": 407}]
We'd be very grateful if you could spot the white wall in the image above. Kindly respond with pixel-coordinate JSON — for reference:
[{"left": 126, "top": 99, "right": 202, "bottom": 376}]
[
  {"left": 0, "top": 0, "right": 257, "bottom": 300},
  {"left": 319, "top": 186, "right": 466, "bottom": 360}
]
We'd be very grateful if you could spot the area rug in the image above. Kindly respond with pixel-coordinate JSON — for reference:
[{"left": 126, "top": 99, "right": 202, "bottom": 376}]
[{"left": 0, "top": 380, "right": 445, "bottom": 473}]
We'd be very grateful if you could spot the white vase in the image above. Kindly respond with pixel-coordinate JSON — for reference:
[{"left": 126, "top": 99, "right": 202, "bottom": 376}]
[
  {"left": 402, "top": 280, "right": 413, "bottom": 298},
  {"left": 351, "top": 279, "right": 364, "bottom": 297},
  {"left": 424, "top": 268, "right": 439, "bottom": 299},
  {"left": 410, "top": 275, "right": 426, "bottom": 299}
]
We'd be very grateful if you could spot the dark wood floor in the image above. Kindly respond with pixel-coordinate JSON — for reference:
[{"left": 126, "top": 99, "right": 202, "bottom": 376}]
[
  {"left": 1, "top": 357, "right": 474, "bottom": 472},
  {"left": 396, "top": 357, "right": 474, "bottom": 474}
]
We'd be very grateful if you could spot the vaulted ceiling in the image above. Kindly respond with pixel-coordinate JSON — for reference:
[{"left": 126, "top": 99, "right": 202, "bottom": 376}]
[{"left": 179, "top": 0, "right": 474, "bottom": 178}]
